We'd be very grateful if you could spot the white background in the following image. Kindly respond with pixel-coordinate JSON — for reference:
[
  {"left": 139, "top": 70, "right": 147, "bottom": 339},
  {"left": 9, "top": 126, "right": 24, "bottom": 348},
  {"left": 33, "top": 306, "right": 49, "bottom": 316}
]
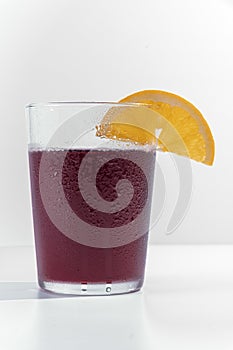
[{"left": 0, "top": 0, "right": 232, "bottom": 246}]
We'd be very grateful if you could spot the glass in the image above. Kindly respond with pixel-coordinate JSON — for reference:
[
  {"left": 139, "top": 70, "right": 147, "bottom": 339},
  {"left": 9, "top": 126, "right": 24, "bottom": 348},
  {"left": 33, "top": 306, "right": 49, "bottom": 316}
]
[{"left": 26, "top": 102, "right": 156, "bottom": 295}]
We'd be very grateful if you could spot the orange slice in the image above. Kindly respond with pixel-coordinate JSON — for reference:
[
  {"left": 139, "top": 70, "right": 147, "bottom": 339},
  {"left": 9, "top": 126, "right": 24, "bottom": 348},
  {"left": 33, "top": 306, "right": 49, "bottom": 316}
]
[{"left": 96, "top": 90, "right": 215, "bottom": 165}]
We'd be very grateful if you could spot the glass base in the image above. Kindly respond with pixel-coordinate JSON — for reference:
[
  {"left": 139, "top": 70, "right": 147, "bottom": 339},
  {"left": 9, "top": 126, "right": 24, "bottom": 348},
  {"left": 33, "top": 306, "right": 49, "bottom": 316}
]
[{"left": 39, "top": 279, "right": 143, "bottom": 296}]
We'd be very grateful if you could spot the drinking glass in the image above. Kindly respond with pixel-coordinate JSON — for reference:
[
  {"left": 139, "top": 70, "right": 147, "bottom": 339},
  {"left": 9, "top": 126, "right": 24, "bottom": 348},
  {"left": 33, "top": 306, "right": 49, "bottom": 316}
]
[{"left": 27, "top": 102, "right": 156, "bottom": 295}]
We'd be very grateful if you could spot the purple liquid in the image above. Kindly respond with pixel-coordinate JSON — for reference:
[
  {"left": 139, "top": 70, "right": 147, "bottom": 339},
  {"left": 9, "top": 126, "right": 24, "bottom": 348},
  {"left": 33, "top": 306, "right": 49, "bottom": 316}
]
[{"left": 29, "top": 149, "right": 155, "bottom": 285}]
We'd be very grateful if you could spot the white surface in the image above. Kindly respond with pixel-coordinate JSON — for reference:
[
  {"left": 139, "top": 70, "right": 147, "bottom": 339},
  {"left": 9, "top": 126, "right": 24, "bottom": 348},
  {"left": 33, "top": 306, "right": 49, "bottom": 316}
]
[
  {"left": 1, "top": 245, "right": 233, "bottom": 349},
  {"left": 0, "top": 0, "right": 233, "bottom": 245}
]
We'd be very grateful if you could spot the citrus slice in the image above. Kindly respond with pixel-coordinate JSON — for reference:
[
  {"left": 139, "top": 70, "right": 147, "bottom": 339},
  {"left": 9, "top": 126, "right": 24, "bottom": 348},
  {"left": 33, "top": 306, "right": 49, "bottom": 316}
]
[{"left": 96, "top": 90, "right": 215, "bottom": 165}]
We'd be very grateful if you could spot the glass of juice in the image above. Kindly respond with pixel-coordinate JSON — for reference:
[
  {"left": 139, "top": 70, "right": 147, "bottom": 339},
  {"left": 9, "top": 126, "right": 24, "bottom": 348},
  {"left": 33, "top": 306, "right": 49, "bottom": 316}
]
[{"left": 27, "top": 102, "right": 156, "bottom": 295}]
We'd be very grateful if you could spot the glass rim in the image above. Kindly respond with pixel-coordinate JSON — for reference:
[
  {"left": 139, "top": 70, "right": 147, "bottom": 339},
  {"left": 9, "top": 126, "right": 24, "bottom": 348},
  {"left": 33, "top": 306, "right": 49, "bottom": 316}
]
[{"left": 26, "top": 101, "right": 149, "bottom": 109}]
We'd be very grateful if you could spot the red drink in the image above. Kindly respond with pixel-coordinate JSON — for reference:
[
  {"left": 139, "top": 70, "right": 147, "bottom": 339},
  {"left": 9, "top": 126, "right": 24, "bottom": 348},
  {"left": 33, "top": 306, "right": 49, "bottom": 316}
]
[{"left": 29, "top": 148, "right": 155, "bottom": 294}]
